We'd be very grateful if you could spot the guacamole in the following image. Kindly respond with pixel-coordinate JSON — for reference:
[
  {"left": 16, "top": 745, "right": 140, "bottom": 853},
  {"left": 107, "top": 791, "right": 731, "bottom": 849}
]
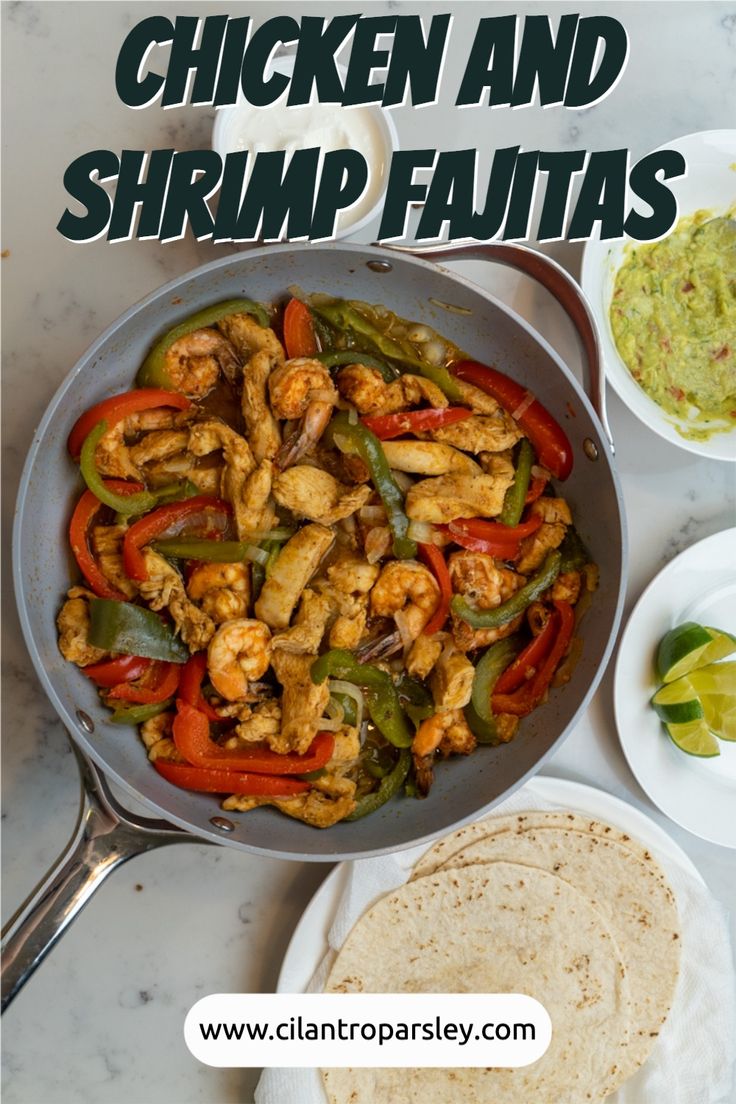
[{"left": 610, "top": 209, "right": 736, "bottom": 441}]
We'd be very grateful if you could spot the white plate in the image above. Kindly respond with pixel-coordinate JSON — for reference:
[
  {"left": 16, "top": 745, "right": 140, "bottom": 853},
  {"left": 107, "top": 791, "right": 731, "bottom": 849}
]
[
  {"left": 581, "top": 129, "right": 736, "bottom": 461},
  {"left": 276, "top": 775, "right": 703, "bottom": 995},
  {"left": 615, "top": 529, "right": 736, "bottom": 849}
]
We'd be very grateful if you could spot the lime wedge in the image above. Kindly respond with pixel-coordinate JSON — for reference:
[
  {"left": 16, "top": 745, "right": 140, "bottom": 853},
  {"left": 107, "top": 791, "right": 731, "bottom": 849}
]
[
  {"left": 657, "top": 623, "right": 736, "bottom": 683},
  {"left": 665, "top": 718, "right": 720, "bottom": 757},
  {"left": 701, "top": 695, "right": 736, "bottom": 742},
  {"left": 651, "top": 684, "right": 704, "bottom": 724},
  {"left": 687, "top": 661, "right": 736, "bottom": 696}
]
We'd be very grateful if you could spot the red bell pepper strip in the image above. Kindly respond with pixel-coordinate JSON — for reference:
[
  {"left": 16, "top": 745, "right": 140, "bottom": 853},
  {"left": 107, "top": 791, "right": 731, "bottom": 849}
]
[
  {"left": 360, "top": 407, "right": 473, "bottom": 440},
  {"left": 448, "top": 529, "right": 521, "bottom": 559},
  {"left": 452, "top": 361, "right": 573, "bottom": 480},
  {"left": 493, "top": 615, "right": 558, "bottom": 695},
  {"left": 172, "top": 700, "right": 335, "bottom": 774},
  {"left": 123, "top": 496, "right": 232, "bottom": 582},
  {"left": 69, "top": 480, "right": 144, "bottom": 600},
  {"left": 417, "top": 542, "right": 452, "bottom": 635},
  {"left": 283, "top": 298, "right": 318, "bottom": 358},
  {"left": 84, "top": 653, "right": 152, "bottom": 687},
  {"left": 525, "top": 474, "right": 548, "bottom": 505},
  {"left": 449, "top": 516, "right": 543, "bottom": 542},
  {"left": 179, "top": 652, "right": 221, "bottom": 722},
  {"left": 492, "top": 600, "right": 575, "bottom": 716},
  {"left": 154, "top": 760, "right": 311, "bottom": 796},
  {"left": 108, "top": 661, "right": 180, "bottom": 704},
  {"left": 68, "top": 389, "right": 191, "bottom": 459}
]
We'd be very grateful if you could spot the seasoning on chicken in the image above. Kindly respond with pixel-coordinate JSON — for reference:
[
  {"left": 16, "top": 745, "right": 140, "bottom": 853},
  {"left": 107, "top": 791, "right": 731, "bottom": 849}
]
[
  {"left": 516, "top": 497, "right": 572, "bottom": 574},
  {"left": 336, "top": 364, "right": 447, "bottom": 414},
  {"left": 255, "top": 523, "right": 334, "bottom": 630},
  {"left": 405, "top": 467, "right": 514, "bottom": 524},
  {"left": 57, "top": 587, "right": 108, "bottom": 666},
  {"left": 380, "top": 440, "right": 481, "bottom": 476},
  {"left": 138, "top": 549, "right": 216, "bottom": 651},
  {"left": 270, "top": 650, "right": 330, "bottom": 754},
  {"left": 272, "top": 465, "right": 372, "bottom": 525}
]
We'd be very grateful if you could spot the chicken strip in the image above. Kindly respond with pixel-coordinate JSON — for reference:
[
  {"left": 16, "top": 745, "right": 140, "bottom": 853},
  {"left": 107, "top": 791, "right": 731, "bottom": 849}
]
[
  {"left": 429, "top": 643, "right": 475, "bottom": 711},
  {"left": 405, "top": 464, "right": 514, "bottom": 523},
  {"left": 270, "top": 651, "right": 330, "bottom": 754},
  {"left": 240, "top": 348, "right": 282, "bottom": 462},
  {"left": 222, "top": 772, "right": 356, "bottom": 827},
  {"left": 380, "top": 440, "right": 481, "bottom": 476},
  {"left": 187, "top": 418, "right": 267, "bottom": 538},
  {"left": 272, "top": 590, "right": 331, "bottom": 655},
  {"left": 516, "top": 497, "right": 572, "bottom": 574},
  {"left": 139, "top": 549, "right": 216, "bottom": 651},
  {"left": 273, "top": 465, "right": 371, "bottom": 525},
  {"left": 427, "top": 414, "right": 521, "bottom": 454},
  {"left": 255, "top": 523, "right": 334, "bottom": 630},
  {"left": 90, "top": 524, "right": 137, "bottom": 599},
  {"left": 57, "top": 587, "right": 107, "bottom": 666},
  {"left": 336, "top": 364, "right": 448, "bottom": 414}
]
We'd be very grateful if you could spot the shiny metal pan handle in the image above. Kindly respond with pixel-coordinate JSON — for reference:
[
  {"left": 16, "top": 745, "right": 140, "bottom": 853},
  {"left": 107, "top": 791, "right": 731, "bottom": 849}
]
[{"left": 1, "top": 740, "right": 201, "bottom": 1013}]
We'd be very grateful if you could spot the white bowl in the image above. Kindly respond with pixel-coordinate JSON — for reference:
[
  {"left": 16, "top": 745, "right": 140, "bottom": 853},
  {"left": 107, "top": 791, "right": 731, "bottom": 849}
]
[
  {"left": 212, "top": 56, "right": 399, "bottom": 242},
  {"left": 581, "top": 130, "right": 736, "bottom": 462}
]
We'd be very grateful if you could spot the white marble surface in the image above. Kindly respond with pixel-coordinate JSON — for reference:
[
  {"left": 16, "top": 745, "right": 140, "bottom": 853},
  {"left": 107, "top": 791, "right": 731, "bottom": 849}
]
[{"left": 2, "top": 3, "right": 735, "bottom": 1102}]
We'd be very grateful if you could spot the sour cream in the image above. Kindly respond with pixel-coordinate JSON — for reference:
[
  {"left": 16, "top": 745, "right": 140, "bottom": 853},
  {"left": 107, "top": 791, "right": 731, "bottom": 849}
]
[{"left": 212, "top": 61, "right": 397, "bottom": 238}]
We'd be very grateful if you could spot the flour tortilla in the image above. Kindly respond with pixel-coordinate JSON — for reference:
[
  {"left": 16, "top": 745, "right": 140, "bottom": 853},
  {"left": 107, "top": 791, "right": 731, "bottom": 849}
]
[
  {"left": 411, "top": 809, "right": 667, "bottom": 881},
  {"left": 435, "top": 827, "right": 681, "bottom": 1090},
  {"left": 323, "top": 861, "right": 631, "bottom": 1104}
]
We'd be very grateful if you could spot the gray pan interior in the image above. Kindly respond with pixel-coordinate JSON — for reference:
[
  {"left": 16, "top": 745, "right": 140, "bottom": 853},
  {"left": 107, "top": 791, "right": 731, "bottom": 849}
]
[{"left": 14, "top": 242, "right": 626, "bottom": 860}]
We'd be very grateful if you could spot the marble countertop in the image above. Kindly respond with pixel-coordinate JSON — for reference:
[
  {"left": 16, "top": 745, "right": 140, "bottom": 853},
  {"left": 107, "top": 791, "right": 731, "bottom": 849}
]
[{"left": 2, "top": 3, "right": 735, "bottom": 1102}]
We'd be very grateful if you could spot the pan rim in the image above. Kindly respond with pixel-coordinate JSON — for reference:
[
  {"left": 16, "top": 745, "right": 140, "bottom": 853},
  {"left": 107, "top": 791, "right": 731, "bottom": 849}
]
[{"left": 13, "top": 241, "right": 628, "bottom": 860}]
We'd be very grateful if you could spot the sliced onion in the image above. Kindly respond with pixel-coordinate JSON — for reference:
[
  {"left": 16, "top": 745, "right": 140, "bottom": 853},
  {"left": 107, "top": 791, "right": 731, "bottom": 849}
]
[
  {"left": 407, "top": 520, "right": 435, "bottom": 544},
  {"left": 365, "top": 527, "right": 391, "bottom": 563},
  {"left": 407, "top": 324, "right": 433, "bottom": 342},
  {"left": 287, "top": 284, "right": 306, "bottom": 300},
  {"left": 421, "top": 339, "right": 447, "bottom": 365},
  {"left": 242, "top": 545, "right": 269, "bottom": 566},
  {"left": 328, "top": 679, "right": 365, "bottom": 731},
  {"left": 531, "top": 465, "right": 550, "bottom": 480},
  {"left": 347, "top": 406, "right": 358, "bottom": 425},
  {"left": 248, "top": 527, "right": 294, "bottom": 542},
  {"left": 391, "top": 469, "right": 414, "bottom": 492},
  {"left": 325, "top": 697, "right": 345, "bottom": 723},
  {"left": 317, "top": 716, "right": 344, "bottom": 732},
  {"left": 511, "top": 390, "right": 536, "bottom": 421}
]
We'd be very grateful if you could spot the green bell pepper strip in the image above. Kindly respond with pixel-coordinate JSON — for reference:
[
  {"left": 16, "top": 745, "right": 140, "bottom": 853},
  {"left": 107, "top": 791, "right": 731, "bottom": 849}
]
[
  {"left": 109, "top": 699, "right": 174, "bottom": 725},
  {"left": 499, "top": 438, "right": 534, "bottom": 527},
  {"left": 559, "top": 527, "right": 589, "bottom": 572},
  {"left": 311, "top": 649, "right": 414, "bottom": 748},
  {"left": 310, "top": 298, "right": 463, "bottom": 401},
  {"left": 152, "top": 538, "right": 251, "bottom": 562},
  {"left": 464, "top": 637, "right": 520, "bottom": 744},
  {"left": 80, "top": 422, "right": 159, "bottom": 515},
  {"left": 137, "top": 298, "right": 270, "bottom": 390},
  {"left": 345, "top": 748, "right": 411, "bottom": 820},
  {"left": 395, "top": 673, "right": 434, "bottom": 728},
  {"left": 328, "top": 412, "right": 416, "bottom": 559},
  {"left": 88, "top": 598, "right": 189, "bottom": 662},
  {"left": 329, "top": 691, "right": 358, "bottom": 727},
  {"left": 451, "top": 550, "right": 562, "bottom": 629},
  {"left": 114, "top": 479, "right": 200, "bottom": 524},
  {"left": 314, "top": 350, "right": 398, "bottom": 381}
]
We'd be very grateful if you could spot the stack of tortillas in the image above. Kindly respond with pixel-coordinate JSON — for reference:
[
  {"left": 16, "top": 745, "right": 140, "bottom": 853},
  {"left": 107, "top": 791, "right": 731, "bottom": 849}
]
[{"left": 322, "top": 810, "right": 681, "bottom": 1104}]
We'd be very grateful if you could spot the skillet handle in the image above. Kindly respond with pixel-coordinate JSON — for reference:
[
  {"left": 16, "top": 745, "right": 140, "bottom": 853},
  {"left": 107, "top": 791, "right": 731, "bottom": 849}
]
[
  {"left": 380, "top": 240, "right": 614, "bottom": 454},
  {"left": 1, "top": 741, "right": 199, "bottom": 1013}
]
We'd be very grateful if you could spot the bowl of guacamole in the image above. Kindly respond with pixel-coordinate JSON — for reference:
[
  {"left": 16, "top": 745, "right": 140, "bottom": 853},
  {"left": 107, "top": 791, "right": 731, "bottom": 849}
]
[{"left": 582, "top": 130, "right": 736, "bottom": 462}]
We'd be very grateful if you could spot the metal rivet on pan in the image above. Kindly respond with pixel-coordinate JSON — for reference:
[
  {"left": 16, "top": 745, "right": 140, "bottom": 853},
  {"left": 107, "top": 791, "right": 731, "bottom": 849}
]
[
  {"left": 583, "top": 438, "right": 599, "bottom": 461},
  {"left": 210, "top": 817, "right": 235, "bottom": 833},
  {"left": 366, "top": 260, "right": 393, "bottom": 273},
  {"left": 76, "top": 709, "right": 94, "bottom": 733}
]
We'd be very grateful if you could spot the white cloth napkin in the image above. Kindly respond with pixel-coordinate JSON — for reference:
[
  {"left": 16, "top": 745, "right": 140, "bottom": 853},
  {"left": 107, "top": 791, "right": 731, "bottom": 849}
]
[{"left": 256, "top": 785, "right": 736, "bottom": 1104}]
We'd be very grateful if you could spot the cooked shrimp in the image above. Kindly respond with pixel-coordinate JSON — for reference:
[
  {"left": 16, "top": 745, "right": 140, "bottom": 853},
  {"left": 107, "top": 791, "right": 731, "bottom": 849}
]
[
  {"left": 207, "top": 618, "right": 272, "bottom": 701},
  {"left": 95, "top": 409, "right": 186, "bottom": 480},
  {"left": 336, "top": 364, "right": 447, "bottom": 414},
  {"left": 216, "top": 314, "right": 284, "bottom": 364},
  {"left": 549, "top": 570, "right": 582, "bottom": 605},
  {"left": 56, "top": 587, "right": 107, "bottom": 666},
  {"left": 448, "top": 550, "right": 526, "bottom": 651},
  {"left": 164, "top": 327, "right": 240, "bottom": 398},
  {"left": 269, "top": 358, "right": 338, "bottom": 468},
  {"left": 370, "top": 560, "right": 440, "bottom": 641},
  {"left": 412, "top": 710, "right": 476, "bottom": 796},
  {"left": 516, "top": 497, "right": 572, "bottom": 574},
  {"left": 187, "top": 562, "right": 250, "bottom": 623}
]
